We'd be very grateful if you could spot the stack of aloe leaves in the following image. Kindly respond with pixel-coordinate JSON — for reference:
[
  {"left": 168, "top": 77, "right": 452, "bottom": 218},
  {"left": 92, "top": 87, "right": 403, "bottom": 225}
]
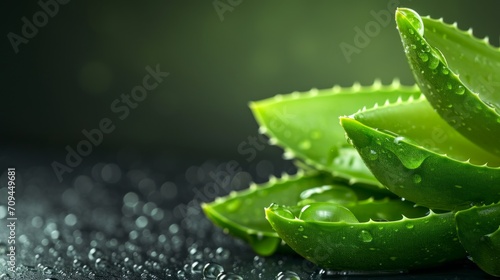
[{"left": 202, "top": 8, "right": 500, "bottom": 276}]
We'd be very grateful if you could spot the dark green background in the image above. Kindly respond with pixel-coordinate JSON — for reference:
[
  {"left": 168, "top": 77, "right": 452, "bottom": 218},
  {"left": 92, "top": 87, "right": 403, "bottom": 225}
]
[{"left": 3, "top": 0, "right": 500, "bottom": 160}]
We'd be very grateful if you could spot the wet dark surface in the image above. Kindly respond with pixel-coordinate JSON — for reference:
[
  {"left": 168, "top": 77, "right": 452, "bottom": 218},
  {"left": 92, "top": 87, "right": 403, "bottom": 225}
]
[{"left": 0, "top": 149, "right": 494, "bottom": 279}]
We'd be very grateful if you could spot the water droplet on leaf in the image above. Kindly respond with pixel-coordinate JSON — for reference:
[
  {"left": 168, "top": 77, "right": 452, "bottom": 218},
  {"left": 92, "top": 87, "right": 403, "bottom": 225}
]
[{"left": 358, "top": 230, "right": 373, "bottom": 243}]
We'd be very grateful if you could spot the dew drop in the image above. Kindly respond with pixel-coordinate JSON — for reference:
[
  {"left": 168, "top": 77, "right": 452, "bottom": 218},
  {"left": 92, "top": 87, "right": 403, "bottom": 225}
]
[
  {"left": 367, "top": 150, "right": 378, "bottom": 161},
  {"left": 203, "top": 263, "right": 224, "bottom": 279},
  {"left": 406, "top": 223, "right": 414, "bottom": 229},
  {"left": 432, "top": 47, "right": 448, "bottom": 65},
  {"left": 253, "top": 256, "right": 265, "bottom": 267},
  {"left": 215, "top": 247, "right": 230, "bottom": 261},
  {"left": 299, "top": 203, "right": 358, "bottom": 223},
  {"left": 361, "top": 147, "right": 378, "bottom": 161},
  {"left": 428, "top": 54, "right": 439, "bottom": 69},
  {"left": 276, "top": 270, "right": 300, "bottom": 280},
  {"left": 358, "top": 230, "right": 373, "bottom": 243},
  {"left": 418, "top": 52, "right": 429, "bottom": 62},
  {"left": 298, "top": 226, "right": 304, "bottom": 232},
  {"left": 394, "top": 136, "right": 405, "bottom": 144},
  {"left": 216, "top": 272, "right": 244, "bottom": 280},
  {"left": 455, "top": 85, "right": 465, "bottom": 95},
  {"left": 225, "top": 199, "right": 241, "bottom": 212},
  {"left": 412, "top": 174, "right": 422, "bottom": 184},
  {"left": 398, "top": 151, "right": 428, "bottom": 169},
  {"left": 191, "top": 261, "right": 204, "bottom": 274},
  {"left": 442, "top": 67, "right": 449, "bottom": 75},
  {"left": 88, "top": 247, "right": 103, "bottom": 261},
  {"left": 94, "top": 258, "right": 109, "bottom": 270},
  {"left": 299, "top": 140, "right": 311, "bottom": 150}
]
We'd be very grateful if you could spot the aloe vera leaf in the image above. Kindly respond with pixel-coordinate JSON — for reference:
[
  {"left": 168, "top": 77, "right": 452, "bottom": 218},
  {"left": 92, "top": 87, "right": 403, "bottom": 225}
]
[
  {"left": 455, "top": 202, "right": 500, "bottom": 277},
  {"left": 250, "top": 82, "right": 421, "bottom": 191},
  {"left": 202, "top": 172, "right": 349, "bottom": 255},
  {"left": 340, "top": 97, "right": 500, "bottom": 210},
  {"left": 265, "top": 201, "right": 465, "bottom": 271},
  {"left": 396, "top": 8, "right": 500, "bottom": 156}
]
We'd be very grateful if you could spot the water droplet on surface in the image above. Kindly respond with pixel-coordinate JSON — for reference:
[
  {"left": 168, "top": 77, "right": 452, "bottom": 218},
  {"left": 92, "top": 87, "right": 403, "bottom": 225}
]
[
  {"left": 299, "top": 203, "right": 358, "bottom": 223},
  {"left": 397, "top": 151, "right": 428, "bottom": 169},
  {"left": 253, "top": 256, "right": 265, "bottom": 267},
  {"left": 367, "top": 150, "right": 378, "bottom": 161},
  {"left": 217, "top": 272, "right": 244, "bottom": 280},
  {"left": 203, "top": 262, "right": 224, "bottom": 279},
  {"left": 225, "top": 199, "right": 241, "bottom": 212},
  {"left": 42, "top": 266, "right": 55, "bottom": 275},
  {"left": 215, "top": 247, "right": 230, "bottom": 261},
  {"left": 412, "top": 174, "right": 422, "bottom": 184},
  {"left": 406, "top": 223, "right": 414, "bottom": 229},
  {"left": 455, "top": 85, "right": 465, "bottom": 95},
  {"left": 88, "top": 247, "right": 103, "bottom": 261},
  {"left": 299, "top": 140, "right": 311, "bottom": 150},
  {"left": 276, "top": 270, "right": 300, "bottom": 280},
  {"left": 94, "top": 258, "right": 109, "bottom": 270},
  {"left": 191, "top": 261, "right": 204, "bottom": 274},
  {"left": 358, "top": 230, "right": 373, "bottom": 243},
  {"left": 428, "top": 54, "right": 439, "bottom": 69},
  {"left": 394, "top": 136, "right": 404, "bottom": 144},
  {"left": 298, "top": 226, "right": 304, "bottom": 232},
  {"left": 418, "top": 52, "right": 428, "bottom": 62}
]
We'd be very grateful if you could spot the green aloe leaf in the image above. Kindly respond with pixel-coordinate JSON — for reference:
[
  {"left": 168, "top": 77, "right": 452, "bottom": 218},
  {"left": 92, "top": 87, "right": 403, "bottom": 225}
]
[
  {"left": 340, "top": 96, "right": 500, "bottom": 210},
  {"left": 455, "top": 202, "right": 500, "bottom": 277},
  {"left": 265, "top": 201, "right": 465, "bottom": 271},
  {"left": 396, "top": 8, "right": 500, "bottom": 156},
  {"left": 250, "top": 82, "right": 420, "bottom": 192},
  {"left": 202, "top": 172, "right": 352, "bottom": 255}
]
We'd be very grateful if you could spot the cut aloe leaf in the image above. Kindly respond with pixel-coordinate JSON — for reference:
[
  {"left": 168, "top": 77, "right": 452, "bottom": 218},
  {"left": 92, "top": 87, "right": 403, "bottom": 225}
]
[
  {"left": 455, "top": 202, "right": 500, "bottom": 277},
  {"left": 340, "top": 97, "right": 500, "bottom": 210},
  {"left": 250, "top": 82, "right": 421, "bottom": 192},
  {"left": 265, "top": 201, "right": 465, "bottom": 271},
  {"left": 202, "top": 172, "right": 354, "bottom": 255},
  {"left": 396, "top": 8, "right": 500, "bottom": 156}
]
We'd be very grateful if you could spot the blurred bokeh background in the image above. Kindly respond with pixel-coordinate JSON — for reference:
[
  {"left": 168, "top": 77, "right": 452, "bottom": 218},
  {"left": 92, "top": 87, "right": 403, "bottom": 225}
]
[{"left": 2, "top": 0, "right": 500, "bottom": 164}]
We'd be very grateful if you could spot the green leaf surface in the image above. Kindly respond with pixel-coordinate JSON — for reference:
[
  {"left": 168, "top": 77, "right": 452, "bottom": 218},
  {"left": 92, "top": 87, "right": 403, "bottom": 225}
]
[
  {"left": 266, "top": 202, "right": 465, "bottom": 270},
  {"left": 202, "top": 172, "right": 343, "bottom": 255},
  {"left": 396, "top": 8, "right": 500, "bottom": 156},
  {"left": 340, "top": 97, "right": 500, "bottom": 210},
  {"left": 455, "top": 202, "right": 500, "bottom": 277},
  {"left": 250, "top": 82, "right": 421, "bottom": 192}
]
